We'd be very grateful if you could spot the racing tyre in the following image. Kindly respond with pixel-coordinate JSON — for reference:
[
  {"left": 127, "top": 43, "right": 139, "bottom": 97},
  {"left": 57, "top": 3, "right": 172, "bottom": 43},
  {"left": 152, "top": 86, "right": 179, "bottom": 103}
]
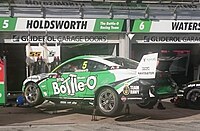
[
  {"left": 24, "top": 83, "right": 44, "bottom": 106},
  {"left": 186, "top": 88, "right": 200, "bottom": 109},
  {"left": 97, "top": 88, "right": 123, "bottom": 116},
  {"left": 137, "top": 98, "right": 158, "bottom": 109}
]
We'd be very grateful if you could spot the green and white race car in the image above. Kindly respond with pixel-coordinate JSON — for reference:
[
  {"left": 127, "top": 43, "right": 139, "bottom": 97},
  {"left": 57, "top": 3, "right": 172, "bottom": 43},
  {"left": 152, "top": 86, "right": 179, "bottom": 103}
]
[{"left": 22, "top": 53, "right": 177, "bottom": 116}]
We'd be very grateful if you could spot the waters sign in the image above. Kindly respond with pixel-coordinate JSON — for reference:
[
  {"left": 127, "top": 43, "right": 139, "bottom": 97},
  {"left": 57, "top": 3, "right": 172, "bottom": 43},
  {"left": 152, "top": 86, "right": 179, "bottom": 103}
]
[{"left": 132, "top": 19, "right": 200, "bottom": 33}]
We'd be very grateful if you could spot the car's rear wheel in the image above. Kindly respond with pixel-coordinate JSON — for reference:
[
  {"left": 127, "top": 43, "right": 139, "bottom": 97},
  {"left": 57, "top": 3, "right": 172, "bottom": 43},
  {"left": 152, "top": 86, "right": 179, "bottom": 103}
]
[
  {"left": 97, "top": 88, "right": 123, "bottom": 116},
  {"left": 186, "top": 88, "right": 200, "bottom": 109},
  {"left": 137, "top": 98, "right": 158, "bottom": 109},
  {"left": 24, "top": 83, "right": 44, "bottom": 106}
]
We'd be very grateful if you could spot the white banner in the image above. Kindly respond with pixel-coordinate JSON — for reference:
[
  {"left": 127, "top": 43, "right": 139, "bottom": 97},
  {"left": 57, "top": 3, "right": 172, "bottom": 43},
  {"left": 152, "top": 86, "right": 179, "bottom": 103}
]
[
  {"left": 8, "top": 34, "right": 107, "bottom": 43},
  {"left": 151, "top": 20, "right": 200, "bottom": 33},
  {"left": 135, "top": 34, "right": 200, "bottom": 44},
  {"left": 133, "top": 20, "right": 200, "bottom": 33},
  {"left": 15, "top": 18, "right": 95, "bottom": 32}
]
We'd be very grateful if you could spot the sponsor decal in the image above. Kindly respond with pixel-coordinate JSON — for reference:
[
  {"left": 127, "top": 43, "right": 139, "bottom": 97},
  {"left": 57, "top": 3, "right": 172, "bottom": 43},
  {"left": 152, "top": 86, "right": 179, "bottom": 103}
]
[
  {"left": 29, "top": 51, "right": 41, "bottom": 57},
  {"left": 52, "top": 74, "right": 97, "bottom": 95},
  {"left": 130, "top": 85, "right": 140, "bottom": 94},
  {"left": 140, "top": 35, "right": 200, "bottom": 43},
  {"left": 94, "top": 19, "right": 125, "bottom": 32},
  {"left": 188, "top": 83, "right": 200, "bottom": 87},
  {"left": 137, "top": 53, "right": 158, "bottom": 79},
  {"left": 11, "top": 34, "right": 107, "bottom": 43},
  {"left": 12, "top": 35, "right": 20, "bottom": 42},
  {"left": 123, "top": 84, "right": 130, "bottom": 96},
  {"left": 143, "top": 57, "right": 156, "bottom": 62},
  {"left": 137, "top": 72, "right": 154, "bottom": 75}
]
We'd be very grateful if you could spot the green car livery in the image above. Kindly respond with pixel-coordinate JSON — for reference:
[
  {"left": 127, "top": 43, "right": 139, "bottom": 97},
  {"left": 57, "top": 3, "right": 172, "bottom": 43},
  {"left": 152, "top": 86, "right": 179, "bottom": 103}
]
[{"left": 22, "top": 53, "right": 177, "bottom": 116}]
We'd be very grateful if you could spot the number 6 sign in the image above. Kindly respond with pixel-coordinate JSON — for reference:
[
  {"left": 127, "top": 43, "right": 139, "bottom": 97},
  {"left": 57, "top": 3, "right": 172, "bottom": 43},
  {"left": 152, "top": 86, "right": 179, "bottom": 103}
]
[{"left": 131, "top": 19, "right": 152, "bottom": 33}]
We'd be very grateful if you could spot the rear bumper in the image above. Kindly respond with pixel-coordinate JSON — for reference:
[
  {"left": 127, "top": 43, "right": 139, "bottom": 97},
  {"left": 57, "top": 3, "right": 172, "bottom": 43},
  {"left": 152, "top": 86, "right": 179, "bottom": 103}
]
[
  {"left": 119, "top": 85, "right": 177, "bottom": 104},
  {"left": 120, "top": 95, "right": 145, "bottom": 104},
  {"left": 119, "top": 87, "right": 156, "bottom": 104}
]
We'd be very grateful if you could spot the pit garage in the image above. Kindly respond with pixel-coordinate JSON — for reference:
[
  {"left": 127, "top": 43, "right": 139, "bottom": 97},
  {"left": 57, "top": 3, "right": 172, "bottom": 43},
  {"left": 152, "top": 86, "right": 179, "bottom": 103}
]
[
  {"left": 0, "top": 31, "right": 120, "bottom": 93},
  {"left": 1, "top": 0, "right": 200, "bottom": 95},
  {"left": 131, "top": 43, "right": 200, "bottom": 85},
  {"left": 128, "top": 18, "right": 200, "bottom": 86}
]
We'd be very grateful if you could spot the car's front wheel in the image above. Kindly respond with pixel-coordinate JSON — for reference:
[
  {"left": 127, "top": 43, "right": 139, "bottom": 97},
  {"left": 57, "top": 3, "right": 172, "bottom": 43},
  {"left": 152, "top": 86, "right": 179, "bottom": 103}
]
[
  {"left": 97, "top": 88, "right": 123, "bottom": 116},
  {"left": 186, "top": 88, "right": 200, "bottom": 109},
  {"left": 24, "top": 83, "right": 44, "bottom": 106}
]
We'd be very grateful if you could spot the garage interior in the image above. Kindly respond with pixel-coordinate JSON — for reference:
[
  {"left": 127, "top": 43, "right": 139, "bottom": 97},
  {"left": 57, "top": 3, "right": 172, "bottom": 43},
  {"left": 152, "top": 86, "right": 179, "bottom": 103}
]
[
  {"left": 0, "top": 0, "right": 200, "bottom": 92},
  {"left": 2, "top": 42, "right": 200, "bottom": 92},
  {"left": 0, "top": 43, "right": 118, "bottom": 92},
  {"left": 132, "top": 44, "right": 200, "bottom": 86}
]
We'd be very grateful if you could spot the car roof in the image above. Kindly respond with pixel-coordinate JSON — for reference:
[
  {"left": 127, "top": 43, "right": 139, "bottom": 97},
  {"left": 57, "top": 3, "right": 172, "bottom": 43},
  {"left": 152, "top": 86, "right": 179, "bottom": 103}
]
[
  {"left": 52, "top": 55, "right": 137, "bottom": 73},
  {"left": 71, "top": 55, "right": 136, "bottom": 60},
  {"left": 61, "top": 55, "right": 120, "bottom": 67},
  {"left": 71, "top": 55, "right": 115, "bottom": 59},
  {"left": 72, "top": 55, "right": 120, "bottom": 66}
]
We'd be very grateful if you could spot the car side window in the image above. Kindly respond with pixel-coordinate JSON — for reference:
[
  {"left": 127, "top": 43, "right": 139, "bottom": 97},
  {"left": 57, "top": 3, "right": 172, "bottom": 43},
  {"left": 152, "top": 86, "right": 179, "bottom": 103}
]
[
  {"left": 57, "top": 60, "right": 88, "bottom": 73},
  {"left": 106, "top": 57, "right": 138, "bottom": 69},
  {"left": 88, "top": 60, "right": 109, "bottom": 72}
]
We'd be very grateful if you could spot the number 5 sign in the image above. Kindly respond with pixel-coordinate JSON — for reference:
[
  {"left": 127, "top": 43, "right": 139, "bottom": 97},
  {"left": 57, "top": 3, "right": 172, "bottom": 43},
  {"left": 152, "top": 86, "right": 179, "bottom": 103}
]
[
  {"left": 131, "top": 19, "right": 152, "bottom": 33},
  {"left": 0, "top": 18, "right": 17, "bottom": 31}
]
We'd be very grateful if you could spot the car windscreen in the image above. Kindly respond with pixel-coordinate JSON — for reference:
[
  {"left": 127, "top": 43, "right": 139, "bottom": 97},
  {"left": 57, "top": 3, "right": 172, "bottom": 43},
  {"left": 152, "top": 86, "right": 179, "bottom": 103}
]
[{"left": 105, "top": 57, "right": 139, "bottom": 69}]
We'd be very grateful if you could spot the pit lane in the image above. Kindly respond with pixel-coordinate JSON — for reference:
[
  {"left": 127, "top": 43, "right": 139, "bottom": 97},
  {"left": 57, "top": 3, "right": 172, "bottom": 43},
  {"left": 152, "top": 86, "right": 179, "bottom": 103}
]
[{"left": 0, "top": 99, "right": 200, "bottom": 131}]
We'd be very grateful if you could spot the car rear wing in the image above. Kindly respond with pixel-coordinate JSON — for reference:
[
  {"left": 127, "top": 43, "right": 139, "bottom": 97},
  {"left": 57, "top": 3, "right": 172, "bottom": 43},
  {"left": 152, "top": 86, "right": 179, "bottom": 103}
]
[
  {"left": 136, "top": 53, "right": 158, "bottom": 79},
  {"left": 157, "top": 57, "right": 180, "bottom": 72}
]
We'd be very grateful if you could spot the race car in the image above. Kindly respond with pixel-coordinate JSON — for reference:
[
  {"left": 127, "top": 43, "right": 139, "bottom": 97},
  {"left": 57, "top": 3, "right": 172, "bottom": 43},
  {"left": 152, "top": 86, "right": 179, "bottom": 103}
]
[
  {"left": 22, "top": 53, "right": 177, "bottom": 116},
  {"left": 174, "top": 80, "right": 200, "bottom": 109}
]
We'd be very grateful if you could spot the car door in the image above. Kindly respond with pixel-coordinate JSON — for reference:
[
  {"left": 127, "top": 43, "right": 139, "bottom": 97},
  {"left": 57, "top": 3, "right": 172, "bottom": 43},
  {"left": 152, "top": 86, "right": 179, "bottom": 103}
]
[
  {"left": 46, "top": 59, "right": 90, "bottom": 99},
  {"left": 85, "top": 60, "right": 116, "bottom": 97}
]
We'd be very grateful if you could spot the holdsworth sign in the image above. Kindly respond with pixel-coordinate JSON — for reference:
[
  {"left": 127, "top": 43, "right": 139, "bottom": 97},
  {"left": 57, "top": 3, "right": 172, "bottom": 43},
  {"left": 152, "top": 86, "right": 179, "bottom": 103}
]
[{"left": 0, "top": 18, "right": 125, "bottom": 32}]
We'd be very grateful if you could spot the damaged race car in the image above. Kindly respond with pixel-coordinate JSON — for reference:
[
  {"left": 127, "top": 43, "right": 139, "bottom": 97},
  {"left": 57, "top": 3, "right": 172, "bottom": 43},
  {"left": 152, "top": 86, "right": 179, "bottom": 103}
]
[
  {"left": 22, "top": 53, "right": 178, "bottom": 116},
  {"left": 174, "top": 80, "right": 200, "bottom": 109}
]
